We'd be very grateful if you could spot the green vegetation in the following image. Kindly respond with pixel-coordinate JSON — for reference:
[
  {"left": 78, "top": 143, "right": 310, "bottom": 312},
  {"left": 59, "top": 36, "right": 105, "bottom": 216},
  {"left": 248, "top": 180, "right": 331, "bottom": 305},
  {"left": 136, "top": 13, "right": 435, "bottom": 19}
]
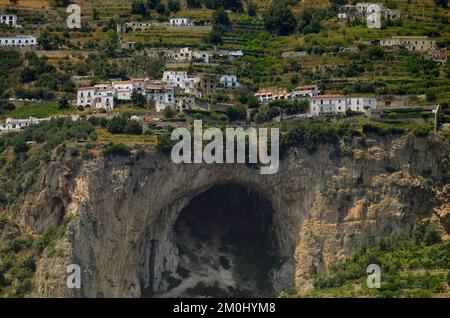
[
  {"left": 6, "top": 102, "right": 74, "bottom": 119},
  {"left": 280, "top": 119, "right": 433, "bottom": 154},
  {"left": 103, "top": 142, "right": 131, "bottom": 157},
  {"left": 0, "top": 119, "right": 97, "bottom": 207},
  {"left": 0, "top": 214, "right": 75, "bottom": 297},
  {"left": 288, "top": 223, "right": 449, "bottom": 298}
]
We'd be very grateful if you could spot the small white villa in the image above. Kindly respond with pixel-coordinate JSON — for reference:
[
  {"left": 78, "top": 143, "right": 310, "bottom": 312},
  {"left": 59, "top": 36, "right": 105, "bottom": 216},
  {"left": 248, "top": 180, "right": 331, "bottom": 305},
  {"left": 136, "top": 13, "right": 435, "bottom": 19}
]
[
  {"left": 169, "top": 18, "right": 193, "bottom": 27},
  {"left": 77, "top": 87, "right": 115, "bottom": 111},
  {"left": 162, "top": 71, "right": 200, "bottom": 94},
  {"left": 220, "top": 75, "right": 240, "bottom": 89},
  {"left": 0, "top": 35, "right": 37, "bottom": 48},
  {"left": 145, "top": 83, "right": 175, "bottom": 112},
  {"left": 310, "top": 95, "right": 377, "bottom": 116},
  {"left": 0, "top": 14, "right": 20, "bottom": 28},
  {"left": 0, "top": 116, "right": 49, "bottom": 133}
]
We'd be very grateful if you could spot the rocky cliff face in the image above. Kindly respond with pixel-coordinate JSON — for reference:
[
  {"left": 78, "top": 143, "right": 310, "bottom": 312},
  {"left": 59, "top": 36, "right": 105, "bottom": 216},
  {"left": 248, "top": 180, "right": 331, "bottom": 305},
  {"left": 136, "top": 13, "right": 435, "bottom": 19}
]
[{"left": 7, "top": 132, "right": 450, "bottom": 297}]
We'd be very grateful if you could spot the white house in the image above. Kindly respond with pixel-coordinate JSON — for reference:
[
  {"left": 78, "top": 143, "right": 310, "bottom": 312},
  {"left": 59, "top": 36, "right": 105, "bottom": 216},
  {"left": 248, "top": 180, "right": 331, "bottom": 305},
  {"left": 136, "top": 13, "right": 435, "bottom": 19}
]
[
  {"left": 0, "top": 35, "right": 37, "bottom": 47},
  {"left": 0, "top": 14, "right": 20, "bottom": 28},
  {"left": 193, "top": 51, "right": 211, "bottom": 63},
  {"left": 380, "top": 36, "right": 436, "bottom": 52},
  {"left": 292, "top": 85, "right": 320, "bottom": 98},
  {"left": 175, "top": 95, "right": 197, "bottom": 112},
  {"left": 131, "top": 78, "right": 147, "bottom": 92},
  {"left": 339, "top": 3, "right": 400, "bottom": 21},
  {"left": 165, "top": 47, "right": 193, "bottom": 63},
  {"left": 310, "top": 95, "right": 377, "bottom": 116},
  {"left": 310, "top": 95, "right": 347, "bottom": 115},
  {"left": 255, "top": 85, "right": 319, "bottom": 103},
  {"left": 117, "top": 22, "right": 152, "bottom": 33},
  {"left": 162, "top": 71, "right": 200, "bottom": 94},
  {"left": 169, "top": 18, "right": 193, "bottom": 27},
  {"left": 355, "top": 3, "right": 384, "bottom": 15},
  {"left": 347, "top": 97, "right": 377, "bottom": 113},
  {"left": 338, "top": 13, "right": 348, "bottom": 22},
  {"left": 112, "top": 80, "right": 135, "bottom": 100},
  {"left": 220, "top": 75, "right": 240, "bottom": 89},
  {"left": 163, "top": 71, "right": 188, "bottom": 87},
  {"left": 228, "top": 50, "right": 244, "bottom": 60},
  {"left": 145, "top": 83, "right": 174, "bottom": 112},
  {"left": 77, "top": 87, "right": 115, "bottom": 110},
  {"left": 255, "top": 88, "right": 290, "bottom": 103},
  {"left": 0, "top": 116, "right": 48, "bottom": 133}
]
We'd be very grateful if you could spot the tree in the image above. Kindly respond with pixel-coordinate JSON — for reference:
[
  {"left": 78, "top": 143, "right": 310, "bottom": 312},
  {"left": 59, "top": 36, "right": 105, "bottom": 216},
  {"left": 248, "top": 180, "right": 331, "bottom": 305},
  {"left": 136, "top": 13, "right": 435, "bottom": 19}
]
[
  {"left": 298, "top": 9, "right": 323, "bottom": 35},
  {"left": 168, "top": 0, "right": 181, "bottom": 12},
  {"left": 103, "top": 143, "right": 131, "bottom": 156},
  {"left": 20, "top": 67, "right": 37, "bottom": 83},
  {"left": 435, "top": 0, "right": 448, "bottom": 8},
  {"left": 156, "top": 131, "right": 174, "bottom": 154},
  {"left": 50, "top": 0, "right": 70, "bottom": 7},
  {"left": 0, "top": 101, "right": 15, "bottom": 114},
  {"left": 263, "top": 2, "right": 297, "bottom": 35},
  {"left": 164, "top": 106, "right": 176, "bottom": 118},
  {"left": 255, "top": 110, "right": 269, "bottom": 124},
  {"left": 247, "top": 0, "right": 257, "bottom": 17},
  {"left": 226, "top": 104, "right": 247, "bottom": 122},
  {"left": 62, "top": 80, "right": 76, "bottom": 93},
  {"left": 208, "top": 30, "right": 223, "bottom": 44},
  {"left": 187, "top": 0, "right": 201, "bottom": 8},
  {"left": 106, "top": 117, "right": 127, "bottom": 134},
  {"left": 131, "top": 0, "right": 148, "bottom": 17},
  {"left": 131, "top": 91, "right": 147, "bottom": 108},
  {"left": 213, "top": 7, "right": 231, "bottom": 28},
  {"left": 11, "top": 134, "right": 28, "bottom": 153},
  {"left": 92, "top": 8, "right": 99, "bottom": 20},
  {"left": 58, "top": 96, "right": 70, "bottom": 109},
  {"left": 124, "top": 120, "right": 143, "bottom": 135}
]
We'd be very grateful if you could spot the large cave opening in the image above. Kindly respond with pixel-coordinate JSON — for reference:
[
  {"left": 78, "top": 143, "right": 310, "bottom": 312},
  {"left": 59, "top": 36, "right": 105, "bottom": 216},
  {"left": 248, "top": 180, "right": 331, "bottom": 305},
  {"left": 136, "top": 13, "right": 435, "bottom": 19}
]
[{"left": 159, "top": 183, "right": 282, "bottom": 297}]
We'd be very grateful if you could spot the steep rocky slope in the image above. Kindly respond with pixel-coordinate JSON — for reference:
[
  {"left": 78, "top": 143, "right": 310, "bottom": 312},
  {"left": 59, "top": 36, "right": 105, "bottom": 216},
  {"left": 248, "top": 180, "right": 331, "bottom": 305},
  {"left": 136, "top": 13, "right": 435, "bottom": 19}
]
[{"left": 3, "top": 132, "right": 449, "bottom": 297}]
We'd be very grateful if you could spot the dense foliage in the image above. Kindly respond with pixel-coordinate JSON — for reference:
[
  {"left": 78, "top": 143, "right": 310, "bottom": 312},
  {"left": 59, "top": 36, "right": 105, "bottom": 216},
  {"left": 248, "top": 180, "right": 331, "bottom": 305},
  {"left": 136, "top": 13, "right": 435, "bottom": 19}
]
[{"left": 301, "top": 223, "right": 449, "bottom": 298}]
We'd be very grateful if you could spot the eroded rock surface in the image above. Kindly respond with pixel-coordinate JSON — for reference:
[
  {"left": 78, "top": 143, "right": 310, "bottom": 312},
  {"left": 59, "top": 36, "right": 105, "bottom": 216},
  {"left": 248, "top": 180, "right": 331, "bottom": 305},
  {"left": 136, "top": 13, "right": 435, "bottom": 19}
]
[{"left": 6, "top": 133, "right": 449, "bottom": 297}]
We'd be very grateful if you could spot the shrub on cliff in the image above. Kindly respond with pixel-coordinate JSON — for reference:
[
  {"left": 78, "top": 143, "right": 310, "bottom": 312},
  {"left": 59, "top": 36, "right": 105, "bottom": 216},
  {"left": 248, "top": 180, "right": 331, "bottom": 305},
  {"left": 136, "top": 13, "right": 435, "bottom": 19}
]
[
  {"left": 156, "top": 131, "right": 175, "bottom": 155},
  {"left": 414, "top": 125, "right": 431, "bottom": 137},
  {"left": 361, "top": 122, "right": 405, "bottom": 136},
  {"left": 103, "top": 142, "right": 131, "bottom": 157}
]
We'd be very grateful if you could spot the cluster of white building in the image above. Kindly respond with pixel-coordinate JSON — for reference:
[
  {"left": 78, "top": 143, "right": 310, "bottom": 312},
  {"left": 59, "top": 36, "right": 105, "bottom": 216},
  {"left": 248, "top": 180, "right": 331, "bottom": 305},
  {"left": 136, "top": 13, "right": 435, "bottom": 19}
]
[
  {"left": 338, "top": 2, "right": 401, "bottom": 21},
  {"left": 162, "top": 47, "right": 212, "bottom": 64},
  {"left": 376, "top": 35, "right": 446, "bottom": 65},
  {"left": 77, "top": 71, "right": 242, "bottom": 112},
  {"left": 380, "top": 36, "right": 436, "bottom": 52},
  {"left": 255, "top": 85, "right": 378, "bottom": 117},
  {"left": 255, "top": 85, "right": 320, "bottom": 103},
  {"left": 0, "top": 13, "right": 36, "bottom": 48},
  {"left": 146, "top": 47, "right": 244, "bottom": 64},
  {"left": 77, "top": 78, "right": 173, "bottom": 112}
]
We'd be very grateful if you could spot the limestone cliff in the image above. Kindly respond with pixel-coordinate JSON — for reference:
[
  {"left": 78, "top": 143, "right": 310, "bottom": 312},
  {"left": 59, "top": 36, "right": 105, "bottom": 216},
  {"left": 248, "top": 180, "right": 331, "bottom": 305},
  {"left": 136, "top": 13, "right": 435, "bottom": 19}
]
[{"left": 5, "top": 132, "right": 449, "bottom": 297}]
